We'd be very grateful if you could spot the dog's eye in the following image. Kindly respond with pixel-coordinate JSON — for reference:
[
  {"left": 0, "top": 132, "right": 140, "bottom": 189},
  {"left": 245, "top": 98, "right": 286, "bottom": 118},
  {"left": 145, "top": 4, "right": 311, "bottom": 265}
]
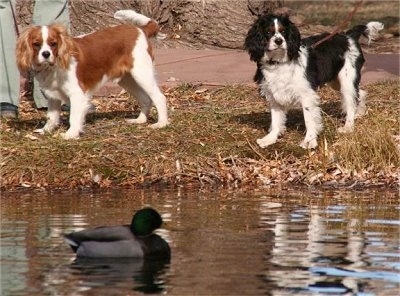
[
  {"left": 49, "top": 41, "right": 57, "bottom": 48},
  {"left": 32, "top": 42, "right": 41, "bottom": 49}
]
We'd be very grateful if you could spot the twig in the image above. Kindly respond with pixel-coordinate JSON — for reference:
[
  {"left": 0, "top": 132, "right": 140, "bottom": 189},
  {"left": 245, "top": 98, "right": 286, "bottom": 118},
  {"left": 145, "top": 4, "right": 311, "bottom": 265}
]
[
  {"left": 246, "top": 137, "right": 267, "bottom": 161},
  {"left": 156, "top": 52, "right": 233, "bottom": 66}
]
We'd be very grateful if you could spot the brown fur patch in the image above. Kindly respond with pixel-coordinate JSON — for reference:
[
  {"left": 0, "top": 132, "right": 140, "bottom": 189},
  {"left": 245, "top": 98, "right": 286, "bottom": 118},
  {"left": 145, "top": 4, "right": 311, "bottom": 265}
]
[{"left": 70, "top": 25, "right": 141, "bottom": 92}]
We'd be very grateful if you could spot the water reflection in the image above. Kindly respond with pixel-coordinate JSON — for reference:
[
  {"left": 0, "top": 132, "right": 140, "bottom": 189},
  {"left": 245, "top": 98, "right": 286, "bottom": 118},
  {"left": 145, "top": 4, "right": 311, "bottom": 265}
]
[
  {"left": 69, "top": 257, "right": 170, "bottom": 294},
  {"left": 1, "top": 189, "right": 399, "bottom": 295},
  {"left": 259, "top": 196, "right": 400, "bottom": 295}
]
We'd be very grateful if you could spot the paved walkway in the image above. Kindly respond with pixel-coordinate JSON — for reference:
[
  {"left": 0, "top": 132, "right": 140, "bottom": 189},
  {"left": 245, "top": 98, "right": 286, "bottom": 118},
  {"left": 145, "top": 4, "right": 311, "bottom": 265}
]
[
  {"left": 58, "top": 48, "right": 399, "bottom": 97},
  {"left": 153, "top": 48, "right": 399, "bottom": 87}
]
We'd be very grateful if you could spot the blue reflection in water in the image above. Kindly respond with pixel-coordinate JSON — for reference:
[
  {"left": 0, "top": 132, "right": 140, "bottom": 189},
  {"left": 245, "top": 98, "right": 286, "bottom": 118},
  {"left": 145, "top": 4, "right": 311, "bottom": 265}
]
[
  {"left": 367, "top": 219, "right": 400, "bottom": 225},
  {"left": 309, "top": 266, "right": 400, "bottom": 282},
  {"left": 259, "top": 197, "right": 400, "bottom": 295}
]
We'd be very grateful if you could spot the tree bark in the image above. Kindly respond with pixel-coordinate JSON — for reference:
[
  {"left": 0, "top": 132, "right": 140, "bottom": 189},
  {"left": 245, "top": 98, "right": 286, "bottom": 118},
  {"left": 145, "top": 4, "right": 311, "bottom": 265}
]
[{"left": 15, "top": 0, "right": 283, "bottom": 49}]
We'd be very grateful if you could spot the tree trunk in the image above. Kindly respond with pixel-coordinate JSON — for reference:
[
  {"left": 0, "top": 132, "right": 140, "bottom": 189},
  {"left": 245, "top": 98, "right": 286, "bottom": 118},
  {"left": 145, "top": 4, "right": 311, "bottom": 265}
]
[{"left": 15, "top": 0, "right": 283, "bottom": 49}]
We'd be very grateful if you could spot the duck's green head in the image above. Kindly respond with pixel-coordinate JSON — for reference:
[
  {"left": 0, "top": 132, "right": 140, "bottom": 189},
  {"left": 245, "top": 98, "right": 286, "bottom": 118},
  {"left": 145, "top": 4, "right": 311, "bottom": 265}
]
[{"left": 131, "top": 207, "right": 163, "bottom": 236}]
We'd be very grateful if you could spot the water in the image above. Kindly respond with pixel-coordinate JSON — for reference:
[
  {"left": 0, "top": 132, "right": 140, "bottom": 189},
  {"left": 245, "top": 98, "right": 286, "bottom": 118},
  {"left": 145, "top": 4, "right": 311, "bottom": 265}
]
[{"left": 1, "top": 188, "right": 399, "bottom": 295}]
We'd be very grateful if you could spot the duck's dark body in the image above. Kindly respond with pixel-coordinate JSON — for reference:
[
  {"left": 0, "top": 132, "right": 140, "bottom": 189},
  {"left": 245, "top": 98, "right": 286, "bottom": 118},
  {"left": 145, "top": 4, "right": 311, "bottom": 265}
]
[{"left": 64, "top": 208, "right": 170, "bottom": 258}]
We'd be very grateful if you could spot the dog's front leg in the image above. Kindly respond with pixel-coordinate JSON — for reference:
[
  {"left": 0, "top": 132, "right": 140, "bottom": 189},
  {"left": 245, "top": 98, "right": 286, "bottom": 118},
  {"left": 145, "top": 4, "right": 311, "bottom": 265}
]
[
  {"left": 62, "top": 95, "right": 89, "bottom": 140},
  {"left": 300, "top": 97, "right": 322, "bottom": 149},
  {"left": 35, "top": 98, "right": 61, "bottom": 135},
  {"left": 257, "top": 104, "right": 287, "bottom": 148}
]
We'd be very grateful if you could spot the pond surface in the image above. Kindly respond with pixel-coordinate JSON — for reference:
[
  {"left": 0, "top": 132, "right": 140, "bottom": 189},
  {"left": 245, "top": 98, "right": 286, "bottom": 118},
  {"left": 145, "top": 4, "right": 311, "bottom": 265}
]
[{"left": 1, "top": 188, "right": 399, "bottom": 295}]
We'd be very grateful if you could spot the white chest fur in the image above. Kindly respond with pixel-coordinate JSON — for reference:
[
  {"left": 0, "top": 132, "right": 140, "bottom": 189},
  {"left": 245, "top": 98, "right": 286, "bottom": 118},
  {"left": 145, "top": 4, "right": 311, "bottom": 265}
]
[
  {"left": 34, "top": 59, "right": 81, "bottom": 102},
  {"left": 259, "top": 49, "right": 312, "bottom": 108}
]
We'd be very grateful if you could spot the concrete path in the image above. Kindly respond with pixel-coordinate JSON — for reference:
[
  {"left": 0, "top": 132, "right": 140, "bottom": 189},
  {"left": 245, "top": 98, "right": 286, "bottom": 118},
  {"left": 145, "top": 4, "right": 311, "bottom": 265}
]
[
  {"left": 153, "top": 48, "right": 399, "bottom": 87},
  {"left": 30, "top": 49, "right": 394, "bottom": 97}
]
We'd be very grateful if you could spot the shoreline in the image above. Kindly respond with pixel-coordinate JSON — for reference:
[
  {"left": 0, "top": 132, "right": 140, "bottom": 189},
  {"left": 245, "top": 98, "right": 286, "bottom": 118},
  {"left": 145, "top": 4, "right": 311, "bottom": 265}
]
[{"left": 1, "top": 80, "right": 399, "bottom": 192}]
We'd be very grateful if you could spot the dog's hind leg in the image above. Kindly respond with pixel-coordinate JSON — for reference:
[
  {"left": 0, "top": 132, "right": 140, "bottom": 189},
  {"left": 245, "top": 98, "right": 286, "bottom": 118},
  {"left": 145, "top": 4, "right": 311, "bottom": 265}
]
[
  {"left": 337, "top": 81, "right": 357, "bottom": 133},
  {"left": 129, "top": 31, "right": 168, "bottom": 128},
  {"left": 330, "top": 77, "right": 366, "bottom": 121},
  {"left": 129, "top": 70, "right": 168, "bottom": 129},
  {"left": 355, "top": 89, "right": 367, "bottom": 118},
  {"left": 337, "top": 42, "right": 364, "bottom": 133},
  {"left": 119, "top": 76, "right": 152, "bottom": 125}
]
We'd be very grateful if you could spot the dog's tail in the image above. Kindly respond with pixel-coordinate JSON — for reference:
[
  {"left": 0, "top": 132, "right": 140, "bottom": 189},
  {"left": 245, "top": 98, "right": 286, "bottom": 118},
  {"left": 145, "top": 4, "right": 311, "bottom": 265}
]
[
  {"left": 346, "top": 21, "right": 384, "bottom": 44},
  {"left": 114, "top": 10, "right": 165, "bottom": 39}
]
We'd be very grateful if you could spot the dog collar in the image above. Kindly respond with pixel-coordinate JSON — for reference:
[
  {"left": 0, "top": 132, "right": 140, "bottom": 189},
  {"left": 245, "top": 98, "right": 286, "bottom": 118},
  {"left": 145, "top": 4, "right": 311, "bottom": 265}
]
[{"left": 267, "top": 60, "right": 280, "bottom": 65}]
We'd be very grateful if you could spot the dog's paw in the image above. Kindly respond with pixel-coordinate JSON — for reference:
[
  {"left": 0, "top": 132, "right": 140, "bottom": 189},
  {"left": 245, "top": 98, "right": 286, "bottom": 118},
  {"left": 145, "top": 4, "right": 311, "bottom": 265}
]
[
  {"left": 126, "top": 112, "right": 147, "bottom": 124},
  {"left": 150, "top": 121, "right": 169, "bottom": 129},
  {"left": 34, "top": 123, "right": 57, "bottom": 135},
  {"left": 338, "top": 125, "right": 353, "bottom": 133},
  {"left": 34, "top": 128, "right": 46, "bottom": 135},
  {"left": 256, "top": 135, "right": 277, "bottom": 148},
  {"left": 61, "top": 129, "right": 80, "bottom": 140},
  {"left": 355, "top": 106, "right": 367, "bottom": 118},
  {"left": 300, "top": 138, "right": 318, "bottom": 149},
  {"left": 126, "top": 116, "right": 147, "bottom": 124}
]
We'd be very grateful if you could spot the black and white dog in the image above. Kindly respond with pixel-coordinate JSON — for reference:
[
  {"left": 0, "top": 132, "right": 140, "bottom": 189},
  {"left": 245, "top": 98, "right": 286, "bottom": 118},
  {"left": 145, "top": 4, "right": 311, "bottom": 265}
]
[{"left": 245, "top": 14, "right": 383, "bottom": 149}]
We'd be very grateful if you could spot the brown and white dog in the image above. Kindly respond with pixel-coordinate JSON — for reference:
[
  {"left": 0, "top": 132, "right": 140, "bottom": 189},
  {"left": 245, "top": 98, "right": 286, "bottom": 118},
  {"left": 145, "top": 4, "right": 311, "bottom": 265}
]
[{"left": 16, "top": 10, "right": 168, "bottom": 139}]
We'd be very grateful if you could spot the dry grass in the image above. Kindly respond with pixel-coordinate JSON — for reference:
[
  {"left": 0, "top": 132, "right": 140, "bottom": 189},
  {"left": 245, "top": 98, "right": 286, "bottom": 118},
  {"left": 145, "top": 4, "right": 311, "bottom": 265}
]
[
  {"left": 290, "top": 1, "right": 399, "bottom": 34},
  {"left": 288, "top": 1, "right": 400, "bottom": 54},
  {"left": 1, "top": 79, "right": 399, "bottom": 191},
  {"left": 319, "top": 80, "right": 399, "bottom": 169}
]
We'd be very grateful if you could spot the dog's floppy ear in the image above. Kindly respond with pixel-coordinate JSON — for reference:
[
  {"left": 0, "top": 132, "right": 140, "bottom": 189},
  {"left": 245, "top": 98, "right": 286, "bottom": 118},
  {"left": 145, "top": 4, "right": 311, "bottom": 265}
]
[
  {"left": 16, "top": 27, "right": 36, "bottom": 74},
  {"left": 244, "top": 17, "right": 268, "bottom": 62},
  {"left": 285, "top": 18, "right": 301, "bottom": 61},
  {"left": 50, "top": 24, "right": 76, "bottom": 70},
  {"left": 253, "top": 63, "right": 264, "bottom": 84}
]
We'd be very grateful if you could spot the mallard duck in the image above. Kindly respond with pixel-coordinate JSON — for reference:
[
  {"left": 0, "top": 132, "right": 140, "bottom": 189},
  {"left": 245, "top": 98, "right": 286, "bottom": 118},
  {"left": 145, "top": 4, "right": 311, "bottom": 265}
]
[{"left": 64, "top": 207, "right": 170, "bottom": 258}]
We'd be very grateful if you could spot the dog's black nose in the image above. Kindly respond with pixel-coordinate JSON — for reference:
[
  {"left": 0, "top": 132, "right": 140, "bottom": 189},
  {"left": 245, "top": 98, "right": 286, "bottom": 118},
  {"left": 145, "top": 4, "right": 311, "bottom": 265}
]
[
  {"left": 274, "top": 38, "right": 283, "bottom": 46},
  {"left": 42, "top": 51, "right": 51, "bottom": 59}
]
